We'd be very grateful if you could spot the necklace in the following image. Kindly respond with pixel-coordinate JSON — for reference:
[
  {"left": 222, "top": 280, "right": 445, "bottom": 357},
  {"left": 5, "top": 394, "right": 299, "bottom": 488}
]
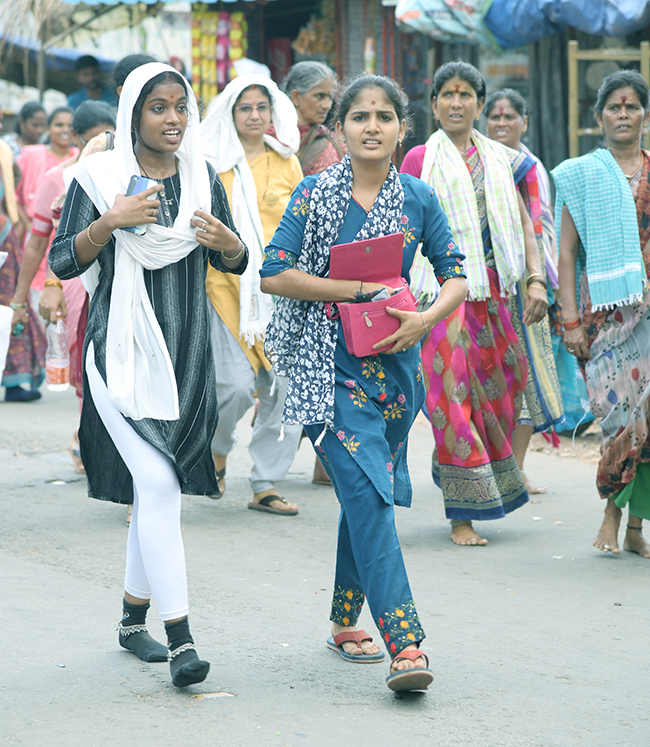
[
  {"left": 136, "top": 155, "right": 175, "bottom": 217},
  {"left": 254, "top": 148, "right": 278, "bottom": 207},
  {"left": 611, "top": 151, "right": 643, "bottom": 179},
  {"left": 351, "top": 187, "right": 371, "bottom": 212}
]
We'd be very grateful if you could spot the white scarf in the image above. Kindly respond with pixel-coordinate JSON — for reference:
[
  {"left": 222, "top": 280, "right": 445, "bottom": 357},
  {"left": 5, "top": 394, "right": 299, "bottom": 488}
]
[
  {"left": 201, "top": 74, "right": 299, "bottom": 346},
  {"left": 421, "top": 129, "right": 525, "bottom": 301},
  {"left": 73, "top": 62, "right": 211, "bottom": 421}
]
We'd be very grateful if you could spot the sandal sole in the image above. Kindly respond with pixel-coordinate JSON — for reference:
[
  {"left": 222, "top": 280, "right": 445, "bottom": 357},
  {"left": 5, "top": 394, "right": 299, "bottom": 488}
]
[
  {"left": 248, "top": 501, "right": 298, "bottom": 516},
  {"left": 386, "top": 668, "right": 434, "bottom": 692}
]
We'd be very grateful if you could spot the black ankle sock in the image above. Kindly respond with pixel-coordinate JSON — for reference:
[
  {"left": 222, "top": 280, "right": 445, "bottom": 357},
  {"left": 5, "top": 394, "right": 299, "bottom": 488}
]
[
  {"left": 165, "top": 617, "right": 210, "bottom": 688},
  {"left": 118, "top": 599, "right": 167, "bottom": 663}
]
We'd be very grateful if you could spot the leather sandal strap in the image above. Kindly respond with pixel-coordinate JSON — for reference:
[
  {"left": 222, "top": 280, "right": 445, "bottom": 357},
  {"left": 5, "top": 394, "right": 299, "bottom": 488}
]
[
  {"left": 333, "top": 629, "right": 373, "bottom": 647},
  {"left": 392, "top": 648, "right": 429, "bottom": 668},
  {"left": 257, "top": 494, "right": 290, "bottom": 508}
]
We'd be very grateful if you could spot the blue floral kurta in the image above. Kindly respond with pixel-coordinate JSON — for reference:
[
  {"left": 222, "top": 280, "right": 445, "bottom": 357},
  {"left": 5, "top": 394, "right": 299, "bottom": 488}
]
[{"left": 261, "top": 173, "right": 464, "bottom": 509}]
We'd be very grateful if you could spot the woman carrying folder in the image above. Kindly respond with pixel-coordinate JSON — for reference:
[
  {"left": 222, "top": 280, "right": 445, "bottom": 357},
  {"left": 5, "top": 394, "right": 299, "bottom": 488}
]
[{"left": 260, "top": 75, "right": 467, "bottom": 692}]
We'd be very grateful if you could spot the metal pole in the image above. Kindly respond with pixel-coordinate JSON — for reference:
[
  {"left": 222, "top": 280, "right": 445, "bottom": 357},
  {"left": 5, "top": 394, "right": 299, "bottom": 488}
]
[{"left": 568, "top": 40, "right": 578, "bottom": 158}]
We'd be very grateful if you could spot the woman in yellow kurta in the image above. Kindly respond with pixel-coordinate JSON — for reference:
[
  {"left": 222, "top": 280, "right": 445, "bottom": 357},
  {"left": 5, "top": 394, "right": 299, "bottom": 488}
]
[{"left": 201, "top": 74, "right": 304, "bottom": 514}]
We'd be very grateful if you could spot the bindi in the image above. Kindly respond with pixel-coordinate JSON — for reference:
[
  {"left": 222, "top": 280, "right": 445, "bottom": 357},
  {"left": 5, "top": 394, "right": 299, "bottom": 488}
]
[
  {"left": 371, "top": 100, "right": 376, "bottom": 105},
  {"left": 620, "top": 95, "right": 628, "bottom": 103},
  {"left": 453, "top": 85, "right": 460, "bottom": 93},
  {"left": 498, "top": 106, "right": 505, "bottom": 115}
]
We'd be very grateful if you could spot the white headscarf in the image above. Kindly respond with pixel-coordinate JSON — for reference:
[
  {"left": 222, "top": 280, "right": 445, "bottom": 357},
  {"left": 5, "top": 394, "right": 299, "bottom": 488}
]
[
  {"left": 73, "top": 62, "right": 211, "bottom": 421},
  {"left": 201, "top": 74, "right": 299, "bottom": 346}
]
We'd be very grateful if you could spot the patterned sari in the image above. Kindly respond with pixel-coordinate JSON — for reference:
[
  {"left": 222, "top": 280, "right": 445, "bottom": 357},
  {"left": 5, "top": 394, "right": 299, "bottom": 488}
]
[
  {"left": 423, "top": 144, "right": 540, "bottom": 521},
  {"left": 0, "top": 173, "right": 46, "bottom": 390},
  {"left": 577, "top": 152, "right": 650, "bottom": 518}
]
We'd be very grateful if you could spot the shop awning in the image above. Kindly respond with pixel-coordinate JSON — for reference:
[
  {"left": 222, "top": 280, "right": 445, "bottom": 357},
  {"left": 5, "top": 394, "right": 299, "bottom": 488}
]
[
  {"left": 387, "top": 1, "right": 650, "bottom": 50},
  {"left": 387, "top": 0, "right": 494, "bottom": 46}
]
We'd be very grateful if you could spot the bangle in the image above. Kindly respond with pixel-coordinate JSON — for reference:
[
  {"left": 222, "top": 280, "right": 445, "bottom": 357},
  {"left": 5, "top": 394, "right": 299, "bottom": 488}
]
[
  {"left": 9, "top": 302, "right": 27, "bottom": 310},
  {"left": 528, "top": 281, "right": 546, "bottom": 291},
  {"left": 86, "top": 220, "right": 107, "bottom": 248},
  {"left": 526, "top": 273, "right": 546, "bottom": 288},
  {"left": 44, "top": 279, "right": 63, "bottom": 289},
  {"left": 419, "top": 310, "right": 429, "bottom": 334},
  {"left": 222, "top": 240, "right": 244, "bottom": 261},
  {"left": 563, "top": 318, "right": 581, "bottom": 330}
]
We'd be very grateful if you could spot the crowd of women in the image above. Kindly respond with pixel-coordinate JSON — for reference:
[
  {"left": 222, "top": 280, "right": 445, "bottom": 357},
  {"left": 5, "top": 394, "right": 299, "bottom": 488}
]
[{"left": 2, "top": 54, "right": 649, "bottom": 696}]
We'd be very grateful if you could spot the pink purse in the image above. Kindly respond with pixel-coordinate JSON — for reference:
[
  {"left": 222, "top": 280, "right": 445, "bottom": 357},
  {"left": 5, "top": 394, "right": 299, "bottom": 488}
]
[{"left": 325, "top": 232, "right": 418, "bottom": 357}]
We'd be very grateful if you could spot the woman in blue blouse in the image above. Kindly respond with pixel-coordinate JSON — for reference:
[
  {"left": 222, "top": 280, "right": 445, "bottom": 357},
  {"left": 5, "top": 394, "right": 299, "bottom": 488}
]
[{"left": 261, "top": 75, "right": 467, "bottom": 692}]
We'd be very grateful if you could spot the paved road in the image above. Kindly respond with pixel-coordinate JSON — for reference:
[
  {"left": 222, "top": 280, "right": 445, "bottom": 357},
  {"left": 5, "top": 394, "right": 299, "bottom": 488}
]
[{"left": 1, "top": 387, "right": 647, "bottom": 746}]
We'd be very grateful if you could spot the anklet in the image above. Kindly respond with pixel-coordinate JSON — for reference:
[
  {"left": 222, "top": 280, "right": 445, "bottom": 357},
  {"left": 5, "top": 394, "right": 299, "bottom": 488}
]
[
  {"left": 117, "top": 622, "right": 149, "bottom": 637},
  {"left": 168, "top": 642, "right": 196, "bottom": 661},
  {"left": 626, "top": 524, "right": 643, "bottom": 530}
]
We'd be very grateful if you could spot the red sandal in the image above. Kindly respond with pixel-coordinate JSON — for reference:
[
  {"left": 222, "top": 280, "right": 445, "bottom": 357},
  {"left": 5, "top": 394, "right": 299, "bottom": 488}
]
[
  {"left": 385, "top": 648, "right": 433, "bottom": 692},
  {"left": 326, "top": 630, "right": 385, "bottom": 663}
]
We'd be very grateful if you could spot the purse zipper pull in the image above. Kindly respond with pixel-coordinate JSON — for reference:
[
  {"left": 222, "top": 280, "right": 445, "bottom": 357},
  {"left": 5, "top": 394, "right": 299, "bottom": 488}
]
[{"left": 363, "top": 311, "right": 373, "bottom": 327}]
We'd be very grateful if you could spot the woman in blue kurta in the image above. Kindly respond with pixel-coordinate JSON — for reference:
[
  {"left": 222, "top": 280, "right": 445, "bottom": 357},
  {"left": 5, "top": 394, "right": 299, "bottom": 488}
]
[{"left": 261, "top": 75, "right": 467, "bottom": 692}]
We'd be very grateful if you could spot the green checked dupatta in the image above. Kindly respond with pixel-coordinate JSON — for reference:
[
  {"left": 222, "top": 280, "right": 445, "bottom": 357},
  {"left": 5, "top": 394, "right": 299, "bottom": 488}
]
[
  {"left": 417, "top": 129, "right": 525, "bottom": 302},
  {"left": 551, "top": 148, "right": 647, "bottom": 311}
]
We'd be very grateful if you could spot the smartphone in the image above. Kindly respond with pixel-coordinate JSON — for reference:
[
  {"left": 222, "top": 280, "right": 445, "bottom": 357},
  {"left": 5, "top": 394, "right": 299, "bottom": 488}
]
[{"left": 121, "top": 175, "right": 159, "bottom": 236}]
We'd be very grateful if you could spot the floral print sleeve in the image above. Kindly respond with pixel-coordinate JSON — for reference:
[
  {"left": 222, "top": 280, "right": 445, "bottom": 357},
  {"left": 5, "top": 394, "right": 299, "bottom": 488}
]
[{"left": 260, "top": 175, "right": 320, "bottom": 277}]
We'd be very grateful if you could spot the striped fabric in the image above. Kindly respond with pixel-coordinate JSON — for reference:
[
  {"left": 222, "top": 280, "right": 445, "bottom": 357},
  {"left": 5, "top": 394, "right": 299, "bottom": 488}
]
[
  {"left": 551, "top": 149, "right": 647, "bottom": 311},
  {"left": 420, "top": 129, "right": 525, "bottom": 301}
]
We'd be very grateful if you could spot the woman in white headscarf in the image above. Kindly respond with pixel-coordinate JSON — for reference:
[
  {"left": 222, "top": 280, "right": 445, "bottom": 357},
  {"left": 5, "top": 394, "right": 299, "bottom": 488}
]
[
  {"left": 49, "top": 63, "right": 247, "bottom": 688},
  {"left": 201, "top": 74, "right": 304, "bottom": 514}
]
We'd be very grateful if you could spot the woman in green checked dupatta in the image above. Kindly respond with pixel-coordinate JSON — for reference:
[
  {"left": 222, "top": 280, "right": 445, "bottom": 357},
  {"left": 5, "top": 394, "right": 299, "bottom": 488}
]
[
  {"left": 401, "top": 61, "right": 559, "bottom": 546},
  {"left": 554, "top": 70, "right": 650, "bottom": 559}
]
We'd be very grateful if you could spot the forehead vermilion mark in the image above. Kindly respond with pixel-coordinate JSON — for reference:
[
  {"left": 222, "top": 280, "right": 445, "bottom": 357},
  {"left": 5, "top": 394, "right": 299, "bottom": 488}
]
[
  {"left": 453, "top": 85, "right": 460, "bottom": 93},
  {"left": 620, "top": 94, "right": 628, "bottom": 103},
  {"left": 371, "top": 100, "right": 376, "bottom": 105},
  {"left": 498, "top": 106, "right": 505, "bottom": 115}
]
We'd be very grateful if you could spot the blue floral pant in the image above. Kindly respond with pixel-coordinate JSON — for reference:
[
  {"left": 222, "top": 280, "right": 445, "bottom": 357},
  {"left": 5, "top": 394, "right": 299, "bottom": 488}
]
[{"left": 305, "top": 424, "right": 425, "bottom": 658}]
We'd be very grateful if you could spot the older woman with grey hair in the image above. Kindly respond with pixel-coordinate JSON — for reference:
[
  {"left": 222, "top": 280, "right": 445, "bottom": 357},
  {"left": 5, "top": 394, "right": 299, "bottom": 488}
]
[{"left": 283, "top": 61, "right": 346, "bottom": 176}]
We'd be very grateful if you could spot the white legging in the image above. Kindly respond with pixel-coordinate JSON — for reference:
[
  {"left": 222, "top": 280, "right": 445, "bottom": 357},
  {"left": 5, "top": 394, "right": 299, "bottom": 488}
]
[{"left": 86, "top": 343, "right": 188, "bottom": 621}]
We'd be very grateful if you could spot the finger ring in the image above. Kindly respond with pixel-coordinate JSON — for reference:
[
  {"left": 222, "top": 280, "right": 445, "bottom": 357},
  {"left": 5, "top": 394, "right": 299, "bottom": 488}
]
[{"left": 202, "top": 221, "right": 208, "bottom": 231}]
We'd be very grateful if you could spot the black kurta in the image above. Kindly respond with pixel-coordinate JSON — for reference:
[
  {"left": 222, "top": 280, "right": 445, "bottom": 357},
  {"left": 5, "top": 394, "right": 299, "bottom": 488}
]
[{"left": 49, "top": 164, "right": 247, "bottom": 503}]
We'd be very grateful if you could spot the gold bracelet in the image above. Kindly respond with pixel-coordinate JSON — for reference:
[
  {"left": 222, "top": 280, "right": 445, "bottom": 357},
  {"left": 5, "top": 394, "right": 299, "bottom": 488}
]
[
  {"left": 526, "top": 272, "right": 546, "bottom": 288},
  {"left": 222, "top": 241, "right": 245, "bottom": 261},
  {"left": 528, "top": 281, "right": 546, "bottom": 290},
  {"left": 44, "top": 279, "right": 63, "bottom": 289},
  {"left": 86, "top": 220, "right": 107, "bottom": 248},
  {"left": 419, "top": 310, "right": 429, "bottom": 333}
]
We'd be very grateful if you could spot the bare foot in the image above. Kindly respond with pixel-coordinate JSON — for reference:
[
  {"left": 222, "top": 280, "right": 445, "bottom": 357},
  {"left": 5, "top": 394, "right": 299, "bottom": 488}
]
[
  {"left": 623, "top": 525, "right": 650, "bottom": 558},
  {"left": 69, "top": 430, "right": 85, "bottom": 474},
  {"left": 390, "top": 643, "right": 427, "bottom": 673},
  {"left": 252, "top": 489, "right": 298, "bottom": 513},
  {"left": 593, "top": 500, "right": 622, "bottom": 554},
  {"left": 331, "top": 623, "right": 381, "bottom": 657},
  {"left": 522, "top": 472, "right": 546, "bottom": 495},
  {"left": 450, "top": 523, "right": 488, "bottom": 546}
]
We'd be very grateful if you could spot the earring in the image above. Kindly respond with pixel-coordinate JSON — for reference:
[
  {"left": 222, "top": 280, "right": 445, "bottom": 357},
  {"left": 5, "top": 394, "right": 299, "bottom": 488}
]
[{"left": 398, "top": 138, "right": 403, "bottom": 146}]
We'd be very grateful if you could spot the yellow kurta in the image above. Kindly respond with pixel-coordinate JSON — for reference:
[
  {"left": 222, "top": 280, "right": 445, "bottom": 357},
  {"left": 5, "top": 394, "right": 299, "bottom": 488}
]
[{"left": 206, "top": 150, "right": 303, "bottom": 373}]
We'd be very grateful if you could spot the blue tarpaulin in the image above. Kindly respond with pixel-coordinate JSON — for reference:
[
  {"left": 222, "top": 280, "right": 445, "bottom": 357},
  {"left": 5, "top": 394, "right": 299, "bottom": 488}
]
[{"left": 484, "top": 0, "right": 650, "bottom": 49}]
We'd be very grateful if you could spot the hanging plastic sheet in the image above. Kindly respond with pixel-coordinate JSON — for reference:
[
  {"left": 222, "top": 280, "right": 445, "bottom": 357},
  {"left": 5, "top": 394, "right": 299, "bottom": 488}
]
[
  {"left": 483, "top": 0, "right": 650, "bottom": 50},
  {"left": 393, "top": 0, "right": 494, "bottom": 46}
]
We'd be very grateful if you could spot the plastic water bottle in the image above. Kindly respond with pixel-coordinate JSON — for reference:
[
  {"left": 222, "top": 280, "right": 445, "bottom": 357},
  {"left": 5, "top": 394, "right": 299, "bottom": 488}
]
[{"left": 46, "top": 318, "right": 70, "bottom": 392}]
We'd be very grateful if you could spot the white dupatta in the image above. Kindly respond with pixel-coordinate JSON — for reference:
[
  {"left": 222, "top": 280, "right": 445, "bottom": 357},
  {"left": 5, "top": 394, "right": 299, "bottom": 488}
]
[
  {"left": 73, "top": 62, "right": 211, "bottom": 421},
  {"left": 201, "top": 74, "right": 299, "bottom": 346}
]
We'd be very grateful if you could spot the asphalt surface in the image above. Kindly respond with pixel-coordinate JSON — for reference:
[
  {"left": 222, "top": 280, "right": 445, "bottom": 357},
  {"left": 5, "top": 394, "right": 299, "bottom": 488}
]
[{"left": 1, "top": 386, "right": 648, "bottom": 747}]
